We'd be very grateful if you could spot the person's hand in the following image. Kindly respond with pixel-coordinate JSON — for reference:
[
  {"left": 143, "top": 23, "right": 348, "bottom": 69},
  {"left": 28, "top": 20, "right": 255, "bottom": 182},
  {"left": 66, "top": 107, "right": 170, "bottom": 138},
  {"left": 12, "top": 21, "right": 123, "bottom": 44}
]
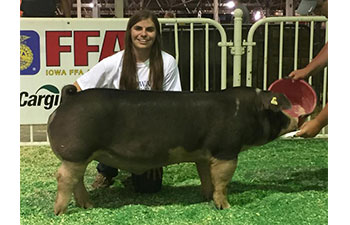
[
  {"left": 288, "top": 68, "right": 310, "bottom": 80},
  {"left": 146, "top": 168, "right": 163, "bottom": 180},
  {"left": 295, "top": 119, "right": 323, "bottom": 138}
]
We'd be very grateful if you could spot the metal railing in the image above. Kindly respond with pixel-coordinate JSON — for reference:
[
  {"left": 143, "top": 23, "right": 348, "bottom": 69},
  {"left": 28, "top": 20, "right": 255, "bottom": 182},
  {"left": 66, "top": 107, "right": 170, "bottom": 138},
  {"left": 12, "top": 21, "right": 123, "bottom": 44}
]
[{"left": 159, "top": 18, "right": 229, "bottom": 91}]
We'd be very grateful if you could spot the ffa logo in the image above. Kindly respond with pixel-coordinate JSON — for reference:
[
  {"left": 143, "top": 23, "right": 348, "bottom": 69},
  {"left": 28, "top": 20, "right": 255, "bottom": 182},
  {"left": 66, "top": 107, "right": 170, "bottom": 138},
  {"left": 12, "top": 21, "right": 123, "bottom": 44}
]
[
  {"left": 20, "top": 31, "right": 40, "bottom": 75},
  {"left": 20, "top": 35, "right": 33, "bottom": 70}
]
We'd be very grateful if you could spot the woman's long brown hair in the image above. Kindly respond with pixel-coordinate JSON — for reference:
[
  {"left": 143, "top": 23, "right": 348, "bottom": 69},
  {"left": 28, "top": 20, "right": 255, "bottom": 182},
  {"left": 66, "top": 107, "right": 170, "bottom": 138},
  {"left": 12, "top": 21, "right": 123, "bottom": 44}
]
[{"left": 119, "top": 10, "right": 164, "bottom": 91}]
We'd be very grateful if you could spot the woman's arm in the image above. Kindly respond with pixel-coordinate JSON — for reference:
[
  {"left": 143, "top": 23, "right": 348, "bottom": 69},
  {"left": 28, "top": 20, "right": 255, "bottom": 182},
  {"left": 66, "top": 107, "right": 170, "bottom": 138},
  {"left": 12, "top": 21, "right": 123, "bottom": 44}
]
[
  {"left": 73, "top": 81, "right": 82, "bottom": 92},
  {"left": 289, "top": 42, "right": 328, "bottom": 80},
  {"left": 162, "top": 52, "right": 182, "bottom": 91}
]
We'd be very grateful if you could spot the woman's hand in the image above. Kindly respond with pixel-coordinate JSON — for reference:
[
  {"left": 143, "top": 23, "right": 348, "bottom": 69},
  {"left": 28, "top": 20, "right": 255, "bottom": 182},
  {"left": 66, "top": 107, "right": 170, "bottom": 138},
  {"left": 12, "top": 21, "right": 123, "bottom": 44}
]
[
  {"left": 288, "top": 68, "right": 310, "bottom": 80},
  {"left": 296, "top": 119, "right": 323, "bottom": 138}
]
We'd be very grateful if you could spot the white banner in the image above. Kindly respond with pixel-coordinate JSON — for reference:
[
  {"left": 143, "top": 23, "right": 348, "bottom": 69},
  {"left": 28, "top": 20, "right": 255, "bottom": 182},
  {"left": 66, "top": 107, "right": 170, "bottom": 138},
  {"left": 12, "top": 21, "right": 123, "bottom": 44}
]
[{"left": 20, "top": 18, "right": 128, "bottom": 124}]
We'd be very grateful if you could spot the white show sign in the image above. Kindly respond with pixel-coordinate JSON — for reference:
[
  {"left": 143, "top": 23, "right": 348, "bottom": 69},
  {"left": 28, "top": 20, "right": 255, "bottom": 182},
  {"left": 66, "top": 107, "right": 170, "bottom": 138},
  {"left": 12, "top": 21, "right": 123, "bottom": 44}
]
[{"left": 20, "top": 18, "right": 128, "bottom": 124}]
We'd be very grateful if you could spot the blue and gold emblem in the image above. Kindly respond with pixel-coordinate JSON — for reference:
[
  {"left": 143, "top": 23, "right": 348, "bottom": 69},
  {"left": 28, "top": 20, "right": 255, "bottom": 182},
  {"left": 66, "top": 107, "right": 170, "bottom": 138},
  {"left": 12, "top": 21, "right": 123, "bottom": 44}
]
[{"left": 20, "top": 31, "right": 40, "bottom": 75}]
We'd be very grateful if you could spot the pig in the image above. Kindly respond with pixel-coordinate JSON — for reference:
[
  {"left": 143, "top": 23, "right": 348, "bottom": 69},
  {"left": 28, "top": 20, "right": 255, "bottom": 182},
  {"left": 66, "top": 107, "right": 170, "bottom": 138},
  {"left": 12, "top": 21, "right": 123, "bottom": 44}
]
[{"left": 47, "top": 85, "right": 298, "bottom": 215}]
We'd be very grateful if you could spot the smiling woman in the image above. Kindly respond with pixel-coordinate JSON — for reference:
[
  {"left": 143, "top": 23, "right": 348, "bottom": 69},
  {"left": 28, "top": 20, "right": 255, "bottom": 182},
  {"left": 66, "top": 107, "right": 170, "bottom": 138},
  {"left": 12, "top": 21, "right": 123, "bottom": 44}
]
[{"left": 120, "top": 10, "right": 164, "bottom": 91}]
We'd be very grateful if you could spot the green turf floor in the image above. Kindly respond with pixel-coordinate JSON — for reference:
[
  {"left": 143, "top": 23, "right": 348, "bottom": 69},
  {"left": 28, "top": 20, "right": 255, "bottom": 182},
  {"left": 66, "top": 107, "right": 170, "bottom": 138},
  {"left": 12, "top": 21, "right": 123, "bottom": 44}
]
[{"left": 20, "top": 139, "right": 327, "bottom": 225}]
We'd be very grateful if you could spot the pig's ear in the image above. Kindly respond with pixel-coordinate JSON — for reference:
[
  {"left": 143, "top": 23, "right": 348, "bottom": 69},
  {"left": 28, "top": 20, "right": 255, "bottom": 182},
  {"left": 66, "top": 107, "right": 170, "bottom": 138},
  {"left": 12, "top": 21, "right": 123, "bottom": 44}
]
[{"left": 260, "top": 92, "right": 292, "bottom": 112}]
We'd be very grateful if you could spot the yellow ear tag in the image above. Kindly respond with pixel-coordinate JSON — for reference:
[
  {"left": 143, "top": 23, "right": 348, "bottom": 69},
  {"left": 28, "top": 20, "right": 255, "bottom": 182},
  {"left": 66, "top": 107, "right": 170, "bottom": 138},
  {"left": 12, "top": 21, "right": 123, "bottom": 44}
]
[{"left": 271, "top": 97, "right": 278, "bottom": 105}]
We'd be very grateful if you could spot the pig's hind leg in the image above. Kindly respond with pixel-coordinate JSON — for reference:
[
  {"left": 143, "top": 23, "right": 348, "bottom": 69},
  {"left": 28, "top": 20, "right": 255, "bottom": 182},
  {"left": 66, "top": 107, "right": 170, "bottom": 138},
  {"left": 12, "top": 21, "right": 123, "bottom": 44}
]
[
  {"left": 54, "top": 160, "right": 89, "bottom": 215},
  {"left": 73, "top": 174, "right": 93, "bottom": 209}
]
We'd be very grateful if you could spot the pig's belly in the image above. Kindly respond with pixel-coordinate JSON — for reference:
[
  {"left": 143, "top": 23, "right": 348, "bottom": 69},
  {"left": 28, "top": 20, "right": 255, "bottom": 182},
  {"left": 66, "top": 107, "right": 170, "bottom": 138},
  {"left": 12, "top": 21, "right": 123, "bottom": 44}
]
[{"left": 91, "top": 147, "right": 212, "bottom": 174}]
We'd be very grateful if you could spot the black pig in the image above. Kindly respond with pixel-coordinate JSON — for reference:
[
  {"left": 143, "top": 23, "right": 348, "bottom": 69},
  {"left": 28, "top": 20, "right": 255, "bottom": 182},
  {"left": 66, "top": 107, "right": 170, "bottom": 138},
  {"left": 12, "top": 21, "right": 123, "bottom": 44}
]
[{"left": 48, "top": 85, "right": 298, "bottom": 215}]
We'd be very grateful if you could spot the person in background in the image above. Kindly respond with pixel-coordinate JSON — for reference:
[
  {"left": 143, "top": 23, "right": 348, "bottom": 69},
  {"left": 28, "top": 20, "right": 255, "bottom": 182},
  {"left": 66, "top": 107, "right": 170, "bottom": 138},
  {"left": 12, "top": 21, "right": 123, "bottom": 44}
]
[
  {"left": 60, "top": 0, "right": 72, "bottom": 17},
  {"left": 313, "top": 0, "right": 328, "bottom": 17},
  {"left": 164, "top": 11, "right": 175, "bottom": 18},
  {"left": 231, "top": 0, "right": 251, "bottom": 24},
  {"left": 295, "top": 0, "right": 328, "bottom": 16},
  {"left": 288, "top": 43, "right": 328, "bottom": 138},
  {"left": 20, "top": 0, "right": 71, "bottom": 17},
  {"left": 73, "top": 10, "right": 182, "bottom": 193},
  {"left": 21, "top": 0, "right": 56, "bottom": 17},
  {"left": 20, "top": 0, "right": 23, "bottom": 16}
]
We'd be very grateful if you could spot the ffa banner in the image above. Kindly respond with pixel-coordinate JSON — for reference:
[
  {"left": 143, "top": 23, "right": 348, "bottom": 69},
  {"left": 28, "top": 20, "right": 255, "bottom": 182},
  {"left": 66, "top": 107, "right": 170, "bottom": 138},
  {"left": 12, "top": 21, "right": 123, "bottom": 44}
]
[{"left": 20, "top": 18, "right": 128, "bottom": 124}]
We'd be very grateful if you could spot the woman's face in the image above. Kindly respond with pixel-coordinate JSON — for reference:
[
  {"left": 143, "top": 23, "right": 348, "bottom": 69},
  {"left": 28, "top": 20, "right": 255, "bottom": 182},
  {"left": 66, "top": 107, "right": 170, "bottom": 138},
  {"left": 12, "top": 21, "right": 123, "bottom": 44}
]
[{"left": 131, "top": 18, "right": 157, "bottom": 50}]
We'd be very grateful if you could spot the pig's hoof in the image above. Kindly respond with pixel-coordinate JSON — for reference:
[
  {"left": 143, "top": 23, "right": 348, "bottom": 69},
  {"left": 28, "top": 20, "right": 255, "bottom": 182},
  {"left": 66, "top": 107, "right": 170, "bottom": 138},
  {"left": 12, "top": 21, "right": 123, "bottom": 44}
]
[
  {"left": 76, "top": 200, "right": 93, "bottom": 209},
  {"left": 213, "top": 199, "right": 231, "bottom": 210},
  {"left": 54, "top": 205, "right": 67, "bottom": 216}
]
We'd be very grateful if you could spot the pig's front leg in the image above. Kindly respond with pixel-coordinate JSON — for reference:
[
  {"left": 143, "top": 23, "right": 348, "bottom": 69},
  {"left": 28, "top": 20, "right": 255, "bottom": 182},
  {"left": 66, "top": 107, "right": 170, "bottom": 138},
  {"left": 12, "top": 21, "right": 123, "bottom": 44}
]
[
  {"left": 210, "top": 157, "right": 238, "bottom": 209},
  {"left": 196, "top": 160, "right": 213, "bottom": 200}
]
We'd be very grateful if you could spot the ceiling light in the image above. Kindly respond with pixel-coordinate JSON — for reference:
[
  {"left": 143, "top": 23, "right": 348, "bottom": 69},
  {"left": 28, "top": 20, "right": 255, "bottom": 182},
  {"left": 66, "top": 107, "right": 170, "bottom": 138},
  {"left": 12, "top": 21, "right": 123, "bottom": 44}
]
[{"left": 226, "top": 1, "right": 235, "bottom": 9}]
